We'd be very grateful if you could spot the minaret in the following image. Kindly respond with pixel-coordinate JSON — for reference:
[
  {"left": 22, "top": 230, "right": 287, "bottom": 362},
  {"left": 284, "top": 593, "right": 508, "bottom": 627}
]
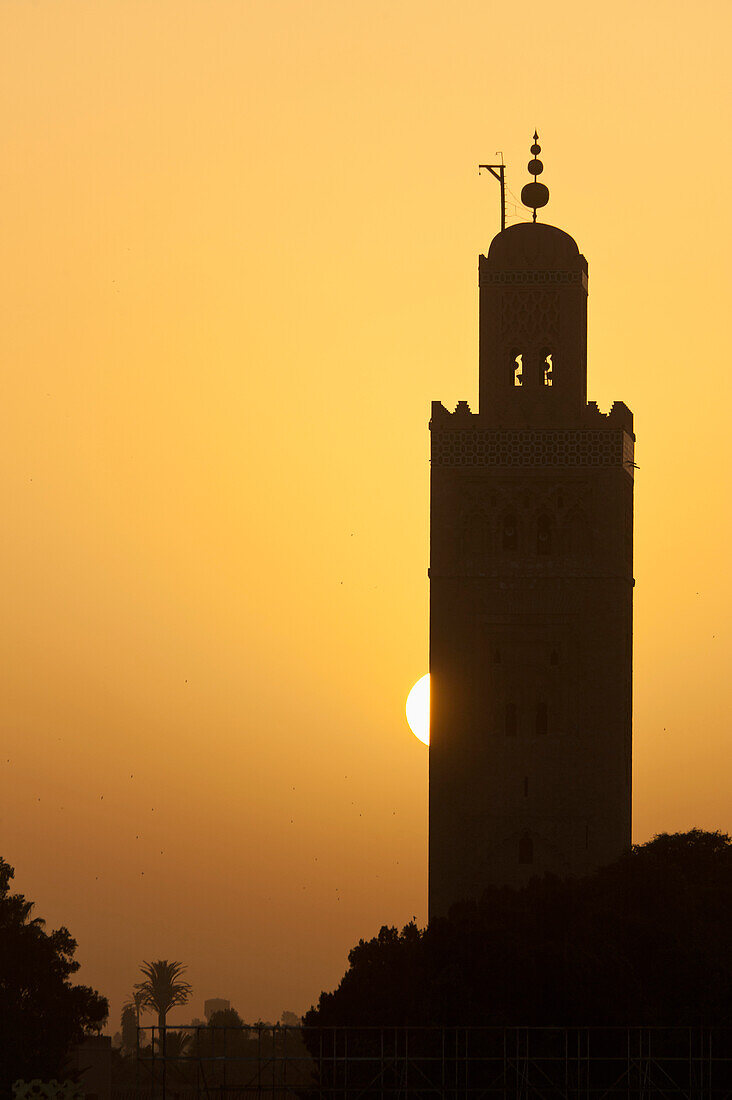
[{"left": 428, "top": 136, "right": 634, "bottom": 919}]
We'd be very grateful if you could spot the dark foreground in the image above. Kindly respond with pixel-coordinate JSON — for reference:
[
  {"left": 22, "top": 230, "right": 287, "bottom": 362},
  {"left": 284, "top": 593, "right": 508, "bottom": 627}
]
[{"left": 126, "top": 1024, "right": 731, "bottom": 1099}]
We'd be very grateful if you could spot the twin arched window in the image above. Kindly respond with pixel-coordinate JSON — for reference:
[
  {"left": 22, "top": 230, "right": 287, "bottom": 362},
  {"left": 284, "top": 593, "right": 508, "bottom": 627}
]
[
  {"left": 509, "top": 348, "right": 554, "bottom": 388},
  {"left": 463, "top": 513, "right": 556, "bottom": 557},
  {"left": 499, "top": 514, "right": 554, "bottom": 555},
  {"left": 505, "top": 702, "right": 549, "bottom": 737}
]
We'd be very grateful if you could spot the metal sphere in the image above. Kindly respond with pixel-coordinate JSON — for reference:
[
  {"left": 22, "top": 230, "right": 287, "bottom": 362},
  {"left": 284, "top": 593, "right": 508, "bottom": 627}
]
[
  {"left": 530, "top": 142, "right": 541, "bottom": 155},
  {"left": 521, "top": 181, "right": 550, "bottom": 210},
  {"left": 528, "top": 158, "right": 544, "bottom": 176}
]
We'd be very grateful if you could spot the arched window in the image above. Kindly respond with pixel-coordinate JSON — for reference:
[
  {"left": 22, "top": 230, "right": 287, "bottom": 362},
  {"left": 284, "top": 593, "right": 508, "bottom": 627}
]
[
  {"left": 505, "top": 702, "right": 517, "bottom": 737},
  {"left": 535, "top": 701, "right": 548, "bottom": 736},
  {"left": 536, "top": 514, "right": 553, "bottom": 555},
  {"left": 543, "top": 352, "right": 553, "bottom": 387},
  {"left": 502, "top": 514, "right": 518, "bottom": 552},
  {"left": 519, "top": 834, "right": 533, "bottom": 864},
  {"left": 512, "top": 352, "right": 523, "bottom": 387}
]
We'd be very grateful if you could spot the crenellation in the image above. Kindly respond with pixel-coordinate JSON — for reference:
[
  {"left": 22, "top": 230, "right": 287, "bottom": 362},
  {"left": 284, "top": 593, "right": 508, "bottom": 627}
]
[{"left": 608, "top": 401, "right": 633, "bottom": 433}]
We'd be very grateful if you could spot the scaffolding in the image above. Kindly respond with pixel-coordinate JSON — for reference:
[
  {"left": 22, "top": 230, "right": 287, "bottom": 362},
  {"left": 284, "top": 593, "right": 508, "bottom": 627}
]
[{"left": 131, "top": 1025, "right": 732, "bottom": 1100}]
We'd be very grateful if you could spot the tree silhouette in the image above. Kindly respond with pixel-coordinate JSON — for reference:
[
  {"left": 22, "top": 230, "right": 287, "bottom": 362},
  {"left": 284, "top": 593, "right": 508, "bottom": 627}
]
[
  {"left": 160, "top": 1030, "right": 190, "bottom": 1058},
  {"left": 305, "top": 831, "right": 732, "bottom": 1030},
  {"left": 120, "top": 989, "right": 146, "bottom": 1054},
  {"left": 0, "top": 857, "right": 107, "bottom": 1091},
  {"left": 135, "top": 959, "right": 192, "bottom": 1037},
  {"left": 208, "top": 1007, "right": 245, "bottom": 1028},
  {"left": 123, "top": 988, "right": 146, "bottom": 1027},
  {"left": 120, "top": 1005, "right": 138, "bottom": 1054}
]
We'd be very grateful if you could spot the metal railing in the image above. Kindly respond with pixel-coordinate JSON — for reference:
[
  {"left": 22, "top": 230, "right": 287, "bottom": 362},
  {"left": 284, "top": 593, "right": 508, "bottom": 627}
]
[{"left": 129, "top": 1025, "right": 732, "bottom": 1099}]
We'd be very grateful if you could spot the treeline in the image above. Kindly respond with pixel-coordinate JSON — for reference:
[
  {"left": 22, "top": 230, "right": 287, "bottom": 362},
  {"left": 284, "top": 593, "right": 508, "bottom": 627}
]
[
  {"left": 113, "top": 1014, "right": 314, "bottom": 1093},
  {"left": 305, "top": 830, "right": 732, "bottom": 1029},
  {"left": 0, "top": 857, "right": 107, "bottom": 1092}
]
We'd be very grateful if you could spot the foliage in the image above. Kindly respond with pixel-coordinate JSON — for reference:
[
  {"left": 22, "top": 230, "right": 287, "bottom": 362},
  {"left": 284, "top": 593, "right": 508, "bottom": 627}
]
[
  {"left": 120, "top": 989, "right": 146, "bottom": 1055},
  {"left": 0, "top": 857, "right": 108, "bottom": 1092},
  {"left": 208, "top": 1008, "right": 244, "bottom": 1028},
  {"left": 122, "top": 989, "right": 145, "bottom": 1025},
  {"left": 191, "top": 1014, "right": 251, "bottom": 1074},
  {"left": 159, "top": 1030, "right": 190, "bottom": 1058},
  {"left": 305, "top": 831, "right": 732, "bottom": 1030},
  {"left": 189, "top": 1021, "right": 313, "bottom": 1092},
  {"left": 134, "top": 959, "right": 192, "bottom": 1030},
  {"left": 110, "top": 1044, "right": 147, "bottom": 1089}
]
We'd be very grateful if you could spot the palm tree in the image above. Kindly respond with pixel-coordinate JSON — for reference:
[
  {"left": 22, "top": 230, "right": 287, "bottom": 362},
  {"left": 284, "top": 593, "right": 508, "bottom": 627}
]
[
  {"left": 121, "top": 989, "right": 146, "bottom": 1053},
  {"left": 123, "top": 989, "right": 146, "bottom": 1028},
  {"left": 135, "top": 960, "right": 192, "bottom": 1045},
  {"left": 162, "top": 1030, "right": 190, "bottom": 1058}
]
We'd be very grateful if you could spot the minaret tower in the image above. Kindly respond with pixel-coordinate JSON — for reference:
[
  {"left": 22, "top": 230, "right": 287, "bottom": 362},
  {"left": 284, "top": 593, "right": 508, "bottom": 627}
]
[{"left": 428, "top": 136, "right": 634, "bottom": 918}]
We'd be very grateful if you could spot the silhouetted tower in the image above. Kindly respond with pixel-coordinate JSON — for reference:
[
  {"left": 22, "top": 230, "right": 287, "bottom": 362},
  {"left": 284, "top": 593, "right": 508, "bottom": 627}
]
[{"left": 429, "top": 136, "right": 634, "bottom": 918}]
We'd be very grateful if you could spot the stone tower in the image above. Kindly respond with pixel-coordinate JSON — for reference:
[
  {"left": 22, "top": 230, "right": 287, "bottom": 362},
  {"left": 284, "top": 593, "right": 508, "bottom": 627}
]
[{"left": 428, "top": 142, "right": 634, "bottom": 919}]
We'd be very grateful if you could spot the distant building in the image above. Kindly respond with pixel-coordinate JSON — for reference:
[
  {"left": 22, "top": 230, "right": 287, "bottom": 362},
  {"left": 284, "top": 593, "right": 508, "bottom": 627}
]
[
  {"left": 428, "top": 136, "right": 634, "bottom": 917},
  {"left": 204, "top": 998, "right": 230, "bottom": 1021}
]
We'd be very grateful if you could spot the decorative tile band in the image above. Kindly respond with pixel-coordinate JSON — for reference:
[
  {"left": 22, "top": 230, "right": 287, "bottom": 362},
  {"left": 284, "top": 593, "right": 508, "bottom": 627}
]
[
  {"left": 479, "top": 270, "right": 587, "bottom": 289},
  {"left": 432, "top": 429, "right": 631, "bottom": 469}
]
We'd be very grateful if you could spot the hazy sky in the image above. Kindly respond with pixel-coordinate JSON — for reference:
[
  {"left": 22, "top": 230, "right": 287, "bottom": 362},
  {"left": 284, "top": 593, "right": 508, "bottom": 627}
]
[{"left": 2, "top": 0, "right": 731, "bottom": 1031}]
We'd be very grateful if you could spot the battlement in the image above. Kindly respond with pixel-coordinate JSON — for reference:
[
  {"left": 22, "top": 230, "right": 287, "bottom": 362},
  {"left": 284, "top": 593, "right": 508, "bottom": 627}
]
[
  {"left": 586, "top": 400, "right": 634, "bottom": 433},
  {"left": 430, "top": 399, "right": 633, "bottom": 436},
  {"left": 430, "top": 401, "right": 634, "bottom": 475}
]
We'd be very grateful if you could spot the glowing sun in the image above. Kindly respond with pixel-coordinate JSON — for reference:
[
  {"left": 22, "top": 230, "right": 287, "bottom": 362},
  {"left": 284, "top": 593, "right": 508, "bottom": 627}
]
[{"left": 406, "top": 674, "right": 430, "bottom": 746}]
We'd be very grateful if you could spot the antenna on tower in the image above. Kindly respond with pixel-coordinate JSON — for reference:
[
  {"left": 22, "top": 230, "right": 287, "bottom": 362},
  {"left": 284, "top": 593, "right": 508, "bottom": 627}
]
[{"left": 479, "top": 152, "right": 506, "bottom": 232}]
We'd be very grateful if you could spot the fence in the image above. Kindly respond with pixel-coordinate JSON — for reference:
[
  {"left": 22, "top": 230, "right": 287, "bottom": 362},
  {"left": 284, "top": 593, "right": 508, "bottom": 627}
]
[{"left": 130, "top": 1025, "right": 732, "bottom": 1100}]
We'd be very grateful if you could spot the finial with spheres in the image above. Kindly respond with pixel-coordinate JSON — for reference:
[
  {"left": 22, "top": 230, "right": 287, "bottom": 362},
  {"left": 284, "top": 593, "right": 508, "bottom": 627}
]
[{"left": 521, "top": 131, "right": 550, "bottom": 223}]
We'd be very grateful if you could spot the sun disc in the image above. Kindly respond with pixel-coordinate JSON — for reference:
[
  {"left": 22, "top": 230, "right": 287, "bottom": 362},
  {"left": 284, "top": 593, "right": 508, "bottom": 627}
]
[{"left": 406, "top": 674, "right": 430, "bottom": 746}]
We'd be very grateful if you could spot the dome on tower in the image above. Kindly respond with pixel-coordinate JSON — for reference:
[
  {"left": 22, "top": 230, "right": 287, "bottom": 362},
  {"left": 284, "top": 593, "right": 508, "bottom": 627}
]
[{"left": 487, "top": 222, "right": 584, "bottom": 272}]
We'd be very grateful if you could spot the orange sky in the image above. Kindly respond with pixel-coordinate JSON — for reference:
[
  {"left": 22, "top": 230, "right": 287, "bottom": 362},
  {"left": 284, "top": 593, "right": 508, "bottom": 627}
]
[{"left": 2, "top": 0, "right": 732, "bottom": 1031}]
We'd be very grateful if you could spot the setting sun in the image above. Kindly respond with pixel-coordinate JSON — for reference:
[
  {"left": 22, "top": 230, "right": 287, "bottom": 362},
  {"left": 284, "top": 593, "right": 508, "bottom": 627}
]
[{"left": 406, "top": 674, "right": 430, "bottom": 746}]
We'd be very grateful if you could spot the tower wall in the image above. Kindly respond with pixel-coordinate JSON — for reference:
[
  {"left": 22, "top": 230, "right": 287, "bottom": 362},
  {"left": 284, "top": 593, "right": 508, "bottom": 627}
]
[{"left": 428, "top": 222, "right": 634, "bottom": 919}]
